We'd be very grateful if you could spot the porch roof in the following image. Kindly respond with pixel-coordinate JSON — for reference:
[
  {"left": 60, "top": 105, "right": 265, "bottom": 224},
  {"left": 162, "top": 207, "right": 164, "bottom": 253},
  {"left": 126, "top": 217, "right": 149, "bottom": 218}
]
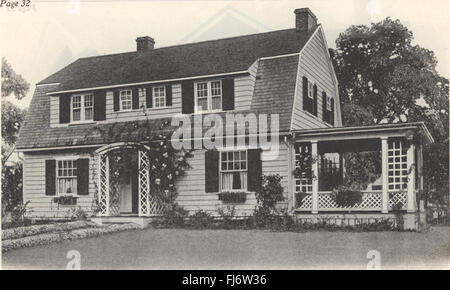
[{"left": 292, "top": 122, "right": 434, "bottom": 144}]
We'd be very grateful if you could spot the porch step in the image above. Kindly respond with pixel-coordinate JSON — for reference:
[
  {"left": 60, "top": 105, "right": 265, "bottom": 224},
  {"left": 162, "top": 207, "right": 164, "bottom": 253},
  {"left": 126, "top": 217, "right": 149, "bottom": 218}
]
[{"left": 90, "top": 217, "right": 149, "bottom": 228}]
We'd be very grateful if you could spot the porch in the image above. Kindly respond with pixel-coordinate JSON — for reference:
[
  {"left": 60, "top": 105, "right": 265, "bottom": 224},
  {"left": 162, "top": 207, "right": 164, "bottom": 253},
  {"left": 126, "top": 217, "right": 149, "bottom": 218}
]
[
  {"left": 95, "top": 142, "right": 165, "bottom": 218},
  {"left": 292, "top": 122, "right": 433, "bottom": 214}
]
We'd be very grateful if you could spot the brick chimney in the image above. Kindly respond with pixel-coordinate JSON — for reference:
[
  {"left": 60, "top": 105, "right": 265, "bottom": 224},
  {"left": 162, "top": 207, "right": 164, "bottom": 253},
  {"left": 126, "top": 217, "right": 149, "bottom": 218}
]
[
  {"left": 136, "top": 36, "right": 155, "bottom": 52},
  {"left": 294, "top": 8, "right": 317, "bottom": 32}
]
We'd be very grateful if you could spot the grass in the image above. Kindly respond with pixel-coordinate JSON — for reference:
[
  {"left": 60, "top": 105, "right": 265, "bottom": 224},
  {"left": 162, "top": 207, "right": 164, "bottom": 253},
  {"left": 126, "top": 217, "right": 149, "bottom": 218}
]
[{"left": 2, "top": 226, "right": 448, "bottom": 269}]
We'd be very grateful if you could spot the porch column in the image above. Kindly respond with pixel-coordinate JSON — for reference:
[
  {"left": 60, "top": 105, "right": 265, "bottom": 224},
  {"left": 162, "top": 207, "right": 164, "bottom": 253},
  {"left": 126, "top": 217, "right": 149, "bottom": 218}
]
[
  {"left": 407, "top": 143, "right": 416, "bottom": 212},
  {"left": 381, "top": 137, "right": 389, "bottom": 213},
  {"left": 311, "top": 140, "right": 319, "bottom": 214}
]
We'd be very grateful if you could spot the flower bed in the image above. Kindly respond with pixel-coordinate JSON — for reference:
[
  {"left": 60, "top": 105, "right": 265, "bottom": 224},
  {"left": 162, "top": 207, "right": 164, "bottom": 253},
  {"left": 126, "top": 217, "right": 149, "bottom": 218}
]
[
  {"left": 2, "top": 221, "right": 93, "bottom": 240},
  {"left": 2, "top": 222, "right": 141, "bottom": 253}
]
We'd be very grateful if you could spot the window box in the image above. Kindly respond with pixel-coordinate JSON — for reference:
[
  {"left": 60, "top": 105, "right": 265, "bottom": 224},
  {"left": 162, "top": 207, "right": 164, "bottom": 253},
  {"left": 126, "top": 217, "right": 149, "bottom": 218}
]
[
  {"left": 218, "top": 191, "right": 247, "bottom": 204},
  {"left": 53, "top": 195, "right": 78, "bottom": 206}
]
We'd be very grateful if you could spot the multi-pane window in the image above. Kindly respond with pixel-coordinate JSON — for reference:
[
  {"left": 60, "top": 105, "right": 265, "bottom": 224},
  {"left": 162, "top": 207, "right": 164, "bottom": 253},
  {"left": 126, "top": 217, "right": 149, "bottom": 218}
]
[
  {"left": 295, "top": 144, "right": 312, "bottom": 193},
  {"left": 210, "top": 81, "right": 222, "bottom": 110},
  {"left": 220, "top": 150, "right": 247, "bottom": 191},
  {"left": 153, "top": 86, "right": 166, "bottom": 108},
  {"left": 57, "top": 160, "right": 77, "bottom": 195},
  {"left": 195, "top": 80, "right": 222, "bottom": 112},
  {"left": 71, "top": 94, "right": 93, "bottom": 122},
  {"left": 388, "top": 140, "right": 408, "bottom": 190},
  {"left": 308, "top": 81, "right": 314, "bottom": 99},
  {"left": 120, "top": 90, "right": 132, "bottom": 111}
]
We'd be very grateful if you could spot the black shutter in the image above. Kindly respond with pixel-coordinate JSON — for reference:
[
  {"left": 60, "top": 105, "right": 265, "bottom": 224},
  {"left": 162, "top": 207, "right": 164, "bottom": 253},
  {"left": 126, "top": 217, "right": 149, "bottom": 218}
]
[
  {"left": 146, "top": 86, "right": 153, "bottom": 108},
  {"left": 302, "top": 76, "right": 308, "bottom": 113},
  {"left": 313, "top": 84, "right": 318, "bottom": 116},
  {"left": 113, "top": 90, "right": 120, "bottom": 111},
  {"left": 93, "top": 90, "right": 106, "bottom": 121},
  {"left": 205, "top": 150, "right": 219, "bottom": 193},
  {"left": 45, "top": 160, "right": 56, "bottom": 196},
  {"left": 132, "top": 87, "right": 139, "bottom": 110},
  {"left": 181, "top": 81, "right": 194, "bottom": 114},
  {"left": 322, "top": 91, "right": 327, "bottom": 122},
  {"left": 222, "top": 78, "right": 235, "bottom": 111},
  {"left": 77, "top": 158, "right": 89, "bottom": 195},
  {"left": 59, "top": 94, "right": 71, "bottom": 124},
  {"left": 166, "top": 84, "right": 172, "bottom": 106},
  {"left": 247, "top": 149, "right": 262, "bottom": 192},
  {"left": 330, "top": 98, "right": 335, "bottom": 125}
]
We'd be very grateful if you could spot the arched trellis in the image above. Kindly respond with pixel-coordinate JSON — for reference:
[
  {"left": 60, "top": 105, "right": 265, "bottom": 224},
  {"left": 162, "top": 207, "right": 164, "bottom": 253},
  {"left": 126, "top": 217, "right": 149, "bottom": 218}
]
[{"left": 95, "top": 142, "right": 164, "bottom": 217}]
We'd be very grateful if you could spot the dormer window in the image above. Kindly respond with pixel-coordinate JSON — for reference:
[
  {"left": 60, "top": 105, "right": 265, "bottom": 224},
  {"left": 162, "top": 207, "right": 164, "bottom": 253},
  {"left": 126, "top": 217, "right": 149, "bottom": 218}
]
[
  {"left": 119, "top": 89, "right": 132, "bottom": 111},
  {"left": 71, "top": 93, "right": 93, "bottom": 122},
  {"left": 153, "top": 86, "right": 166, "bottom": 108},
  {"left": 194, "top": 80, "right": 222, "bottom": 113}
]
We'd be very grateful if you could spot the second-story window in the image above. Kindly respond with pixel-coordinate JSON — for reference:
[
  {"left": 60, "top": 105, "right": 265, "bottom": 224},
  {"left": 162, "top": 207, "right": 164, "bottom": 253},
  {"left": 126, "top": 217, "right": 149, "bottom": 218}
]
[
  {"left": 153, "top": 86, "right": 166, "bottom": 108},
  {"left": 195, "top": 80, "right": 222, "bottom": 113},
  {"left": 120, "top": 89, "right": 132, "bottom": 111},
  {"left": 71, "top": 93, "right": 93, "bottom": 122}
]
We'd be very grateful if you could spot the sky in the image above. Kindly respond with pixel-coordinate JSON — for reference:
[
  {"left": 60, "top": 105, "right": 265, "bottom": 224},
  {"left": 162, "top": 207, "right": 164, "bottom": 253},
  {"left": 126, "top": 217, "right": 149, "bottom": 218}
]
[{"left": 1, "top": 0, "right": 449, "bottom": 109}]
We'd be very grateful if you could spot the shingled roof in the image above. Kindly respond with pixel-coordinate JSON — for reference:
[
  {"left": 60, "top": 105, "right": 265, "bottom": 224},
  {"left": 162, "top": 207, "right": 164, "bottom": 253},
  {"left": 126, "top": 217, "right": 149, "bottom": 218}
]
[
  {"left": 17, "top": 54, "right": 300, "bottom": 150},
  {"left": 39, "top": 28, "right": 316, "bottom": 92}
]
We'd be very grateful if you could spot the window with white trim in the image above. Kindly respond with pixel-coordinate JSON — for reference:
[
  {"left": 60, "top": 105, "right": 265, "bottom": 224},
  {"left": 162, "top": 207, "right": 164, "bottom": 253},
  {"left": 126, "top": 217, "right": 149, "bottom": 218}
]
[
  {"left": 120, "top": 89, "right": 132, "bottom": 111},
  {"left": 295, "top": 144, "right": 312, "bottom": 193},
  {"left": 220, "top": 150, "right": 247, "bottom": 191},
  {"left": 307, "top": 81, "right": 314, "bottom": 99},
  {"left": 326, "top": 95, "right": 332, "bottom": 111},
  {"left": 195, "top": 80, "right": 222, "bottom": 113},
  {"left": 57, "top": 160, "right": 77, "bottom": 195},
  {"left": 153, "top": 86, "right": 166, "bottom": 108},
  {"left": 71, "top": 94, "right": 93, "bottom": 122}
]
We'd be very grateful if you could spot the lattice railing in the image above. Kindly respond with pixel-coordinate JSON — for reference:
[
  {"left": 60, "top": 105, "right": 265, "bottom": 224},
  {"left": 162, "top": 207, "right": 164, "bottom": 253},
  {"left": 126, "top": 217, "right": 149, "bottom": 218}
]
[
  {"left": 318, "top": 191, "right": 382, "bottom": 211},
  {"left": 389, "top": 191, "right": 407, "bottom": 209},
  {"left": 296, "top": 191, "right": 409, "bottom": 212},
  {"left": 296, "top": 191, "right": 383, "bottom": 211},
  {"left": 296, "top": 193, "right": 312, "bottom": 209}
]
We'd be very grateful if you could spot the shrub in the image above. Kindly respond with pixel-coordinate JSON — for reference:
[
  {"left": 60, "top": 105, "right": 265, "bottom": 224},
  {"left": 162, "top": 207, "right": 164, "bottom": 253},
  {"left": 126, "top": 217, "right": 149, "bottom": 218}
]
[
  {"left": 218, "top": 191, "right": 247, "bottom": 203},
  {"left": 331, "top": 185, "right": 363, "bottom": 207},
  {"left": 10, "top": 201, "right": 30, "bottom": 224},
  {"left": 158, "top": 203, "right": 188, "bottom": 228},
  {"left": 217, "top": 206, "right": 236, "bottom": 229},
  {"left": 255, "top": 174, "right": 284, "bottom": 212},
  {"left": 189, "top": 210, "right": 214, "bottom": 229}
]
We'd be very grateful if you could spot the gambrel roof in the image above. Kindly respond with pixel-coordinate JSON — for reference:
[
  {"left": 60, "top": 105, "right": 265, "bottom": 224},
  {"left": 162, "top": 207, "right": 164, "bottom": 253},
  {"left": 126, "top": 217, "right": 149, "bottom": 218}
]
[
  {"left": 17, "top": 51, "right": 301, "bottom": 150},
  {"left": 39, "top": 28, "right": 316, "bottom": 92}
]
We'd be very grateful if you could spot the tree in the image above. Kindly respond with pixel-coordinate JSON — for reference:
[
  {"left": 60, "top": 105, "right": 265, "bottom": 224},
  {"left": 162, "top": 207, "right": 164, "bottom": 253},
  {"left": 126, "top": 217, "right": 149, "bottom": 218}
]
[
  {"left": 1, "top": 58, "right": 29, "bottom": 100},
  {"left": 1, "top": 58, "right": 29, "bottom": 216},
  {"left": 330, "top": 18, "right": 449, "bottom": 213}
]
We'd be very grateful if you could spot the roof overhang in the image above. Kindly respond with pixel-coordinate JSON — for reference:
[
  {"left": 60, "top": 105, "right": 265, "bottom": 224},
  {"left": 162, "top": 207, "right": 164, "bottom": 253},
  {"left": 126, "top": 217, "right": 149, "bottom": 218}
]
[{"left": 292, "top": 122, "right": 434, "bottom": 145}]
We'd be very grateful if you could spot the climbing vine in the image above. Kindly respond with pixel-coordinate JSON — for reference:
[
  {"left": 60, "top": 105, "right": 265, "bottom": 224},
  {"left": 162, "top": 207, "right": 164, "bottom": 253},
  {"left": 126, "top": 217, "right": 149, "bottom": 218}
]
[{"left": 86, "top": 107, "right": 193, "bottom": 214}]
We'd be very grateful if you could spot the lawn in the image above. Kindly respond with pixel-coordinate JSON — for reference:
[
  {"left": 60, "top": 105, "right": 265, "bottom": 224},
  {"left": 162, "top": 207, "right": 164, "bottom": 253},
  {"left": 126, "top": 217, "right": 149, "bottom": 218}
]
[{"left": 2, "top": 226, "right": 448, "bottom": 269}]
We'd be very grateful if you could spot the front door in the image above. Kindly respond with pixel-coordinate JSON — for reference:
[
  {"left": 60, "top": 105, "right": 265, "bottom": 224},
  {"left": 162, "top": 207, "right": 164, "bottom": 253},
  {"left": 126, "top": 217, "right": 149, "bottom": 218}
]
[
  {"left": 119, "top": 152, "right": 138, "bottom": 214},
  {"left": 119, "top": 175, "right": 132, "bottom": 213}
]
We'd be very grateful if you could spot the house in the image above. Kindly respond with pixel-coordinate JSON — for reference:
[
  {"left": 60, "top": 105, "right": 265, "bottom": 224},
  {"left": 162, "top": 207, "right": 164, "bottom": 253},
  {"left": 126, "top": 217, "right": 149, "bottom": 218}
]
[{"left": 16, "top": 8, "right": 432, "bottom": 229}]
